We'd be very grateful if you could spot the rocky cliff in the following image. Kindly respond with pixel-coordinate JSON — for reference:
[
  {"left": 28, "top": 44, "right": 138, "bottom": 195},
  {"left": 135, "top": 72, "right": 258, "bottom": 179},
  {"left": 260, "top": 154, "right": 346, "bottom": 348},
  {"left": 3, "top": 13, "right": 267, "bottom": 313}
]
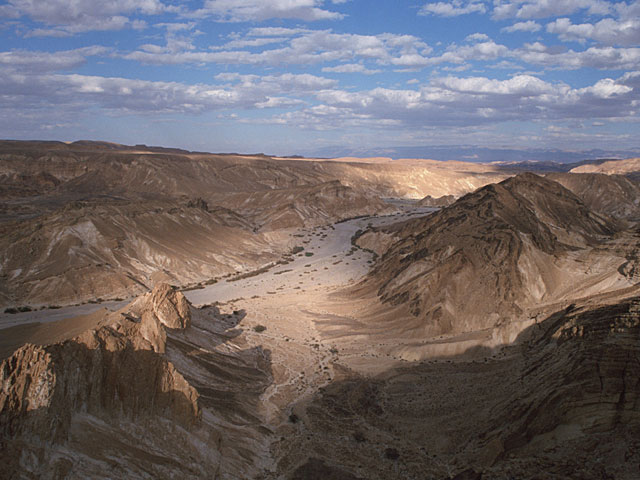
[{"left": 0, "top": 284, "right": 207, "bottom": 478}]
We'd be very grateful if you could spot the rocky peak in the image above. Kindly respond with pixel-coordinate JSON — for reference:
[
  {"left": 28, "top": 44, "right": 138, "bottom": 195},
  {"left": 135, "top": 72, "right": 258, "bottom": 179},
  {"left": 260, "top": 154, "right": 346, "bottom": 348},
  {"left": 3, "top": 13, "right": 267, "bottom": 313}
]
[
  {"left": 124, "top": 283, "right": 192, "bottom": 353},
  {"left": 148, "top": 283, "right": 192, "bottom": 330},
  {"left": 0, "top": 285, "right": 201, "bottom": 474}
]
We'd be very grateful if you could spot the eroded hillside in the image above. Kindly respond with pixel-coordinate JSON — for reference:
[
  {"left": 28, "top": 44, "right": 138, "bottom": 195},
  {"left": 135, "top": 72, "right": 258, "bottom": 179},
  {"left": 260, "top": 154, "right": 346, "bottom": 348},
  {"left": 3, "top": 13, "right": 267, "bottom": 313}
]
[
  {"left": 0, "top": 140, "right": 515, "bottom": 307},
  {"left": 351, "top": 173, "right": 632, "bottom": 350},
  {"left": 3, "top": 144, "right": 640, "bottom": 479}
]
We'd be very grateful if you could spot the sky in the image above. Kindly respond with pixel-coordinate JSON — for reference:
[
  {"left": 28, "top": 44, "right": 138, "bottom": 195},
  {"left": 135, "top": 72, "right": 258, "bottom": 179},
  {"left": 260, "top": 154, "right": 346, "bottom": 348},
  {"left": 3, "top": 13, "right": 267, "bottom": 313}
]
[{"left": 1, "top": 0, "right": 639, "bottom": 159}]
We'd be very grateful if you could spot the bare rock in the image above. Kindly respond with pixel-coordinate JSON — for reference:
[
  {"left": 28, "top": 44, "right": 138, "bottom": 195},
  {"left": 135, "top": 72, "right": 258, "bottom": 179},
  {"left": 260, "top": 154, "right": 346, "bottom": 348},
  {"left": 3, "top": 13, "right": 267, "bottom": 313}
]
[
  {"left": 148, "top": 283, "right": 191, "bottom": 330},
  {"left": 418, "top": 194, "right": 456, "bottom": 207}
]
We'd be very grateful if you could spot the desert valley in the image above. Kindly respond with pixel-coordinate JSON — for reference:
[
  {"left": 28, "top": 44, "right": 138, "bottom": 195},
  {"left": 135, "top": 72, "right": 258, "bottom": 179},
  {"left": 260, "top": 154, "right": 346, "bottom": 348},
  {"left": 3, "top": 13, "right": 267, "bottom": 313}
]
[{"left": 1, "top": 140, "right": 639, "bottom": 479}]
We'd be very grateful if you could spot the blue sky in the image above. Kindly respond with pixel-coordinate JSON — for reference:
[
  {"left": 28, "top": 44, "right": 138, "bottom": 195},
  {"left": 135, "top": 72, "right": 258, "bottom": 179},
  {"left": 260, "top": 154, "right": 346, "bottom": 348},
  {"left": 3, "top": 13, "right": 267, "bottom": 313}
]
[{"left": 1, "top": 0, "right": 639, "bottom": 159}]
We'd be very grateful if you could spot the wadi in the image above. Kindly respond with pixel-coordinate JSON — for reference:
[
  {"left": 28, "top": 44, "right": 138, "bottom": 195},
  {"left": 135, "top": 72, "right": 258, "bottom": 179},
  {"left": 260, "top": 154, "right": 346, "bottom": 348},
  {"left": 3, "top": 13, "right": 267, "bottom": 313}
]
[{"left": 1, "top": 140, "right": 639, "bottom": 479}]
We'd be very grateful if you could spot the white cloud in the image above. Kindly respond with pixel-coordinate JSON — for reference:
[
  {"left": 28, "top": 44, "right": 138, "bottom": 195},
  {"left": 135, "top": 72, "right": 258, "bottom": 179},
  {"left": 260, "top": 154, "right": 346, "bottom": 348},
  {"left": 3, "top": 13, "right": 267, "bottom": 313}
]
[
  {"left": 192, "top": 0, "right": 344, "bottom": 22},
  {"left": 260, "top": 71, "right": 638, "bottom": 132},
  {"left": 126, "top": 29, "right": 432, "bottom": 68},
  {"left": 492, "top": 0, "right": 614, "bottom": 20},
  {"left": 0, "top": 46, "right": 109, "bottom": 72},
  {"left": 547, "top": 17, "right": 640, "bottom": 46},
  {"left": 322, "top": 63, "right": 381, "bottom": 74},
  {"left": 420, "top": 1, "right": 486, "bottom": 17},
  {"left": 246, "top": 27, "right": 312, "bottom": 36},
  {"left": 466, "top": 33, "right": 491, "bottom": 42},
  {"left": 4, "top": 0, "right": 172, "bottom": 35},
  {"left": 429, "top": 40, "right": 510, "bottom": 65},
  {"left": 518, "top": 42, "right": 640, "bottom": 69},
  {"left": 0, "top": 67, "right": 340, "bottom": 117},
  {"left": 501, "top": 20, "right": 542, "bottom": 33},
  {"left": 215, "top": 72, "right": 337, "bottom": 92}
]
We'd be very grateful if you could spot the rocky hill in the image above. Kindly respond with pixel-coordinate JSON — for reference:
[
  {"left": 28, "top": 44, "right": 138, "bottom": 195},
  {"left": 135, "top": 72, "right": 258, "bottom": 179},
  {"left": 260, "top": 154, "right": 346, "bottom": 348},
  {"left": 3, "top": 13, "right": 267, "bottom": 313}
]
[
  {"left": 354, "top": 173, "right": 630, "bottom": 341},
  {"left": 570, "top": 157, "right": 640, "bottom": 175},
  {"left": 213, "top": 180, "right": 393, "bottom": 231},
  {"left": 2, "top": 141, "right": 428, "bottom": 307},
  {"left": 546, "top": 172, "right": 640, "bottom": 221},
  {"left": 0, "top": 140, "right": 509, "bottom": 203},
  {"left": 417, "top": 194, "right": 456, "bottom": 207},
  {"left": 0, "top": 283, "right": 273, "bottom": 479},
  {"left": 0, "top": 198, "right": 284, "bottom": 306}
]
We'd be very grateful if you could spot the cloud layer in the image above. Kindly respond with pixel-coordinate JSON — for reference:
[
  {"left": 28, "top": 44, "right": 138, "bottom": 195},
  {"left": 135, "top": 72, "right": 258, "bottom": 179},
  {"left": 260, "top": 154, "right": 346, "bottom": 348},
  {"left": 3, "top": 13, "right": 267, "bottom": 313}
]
[{"left": 0, "top": 0, "right": 638, "bottom": 154}]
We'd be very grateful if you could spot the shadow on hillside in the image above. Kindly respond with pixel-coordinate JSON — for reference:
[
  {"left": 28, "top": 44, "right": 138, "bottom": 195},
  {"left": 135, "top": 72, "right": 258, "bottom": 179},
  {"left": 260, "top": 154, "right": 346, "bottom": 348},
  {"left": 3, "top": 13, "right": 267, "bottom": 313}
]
[{"left": 281, "top": 298, "right": 640, "bottom": 480}]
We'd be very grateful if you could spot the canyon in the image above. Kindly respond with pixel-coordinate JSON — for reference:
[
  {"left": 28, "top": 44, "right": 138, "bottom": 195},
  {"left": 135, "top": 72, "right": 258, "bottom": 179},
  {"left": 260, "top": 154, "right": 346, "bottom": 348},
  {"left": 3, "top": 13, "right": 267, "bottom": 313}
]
[{"left": 1, "top": 141, "right": 639, "bottom": 479}]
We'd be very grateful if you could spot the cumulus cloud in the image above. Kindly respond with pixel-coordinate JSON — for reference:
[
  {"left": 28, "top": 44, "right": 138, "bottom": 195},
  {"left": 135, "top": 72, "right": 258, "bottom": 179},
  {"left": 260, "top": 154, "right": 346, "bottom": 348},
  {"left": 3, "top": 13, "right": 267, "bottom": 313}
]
[
  {"left": 429, "top": 40, "right": 510, "bottom": 65},
  {"left": 0, "top": 46, "right": 109, "bottom": 72},
  {"left": 192, "top": 0, "right": 344, "bottom": 22},
  {"left": 126, "top": 29, "right": 432, "bottom": 68},
  {"left": 502, "top": 20, "right": 542, "bottom": 33},
  {"left": 419, "top": 1, "right": 486, "bottom": 17},
  {"left": 0, "top": 67, "right": 338, "bottom": 116},
  {"left": 322, "top": 63, "right": 382, "bottom": 74},
  {"left": 492, "top": 0, "right": 613, "bottom": 20},
  {"left": 123, "top": 23, "right": 640, "bottom": 72},
  {"left": 3, "top": 0, "right": 172, "bottom": 35},
  {"left": 547, "top": 17, "right": 640, "bottom": 46},
  {"left": 517, "top": 42, "right": 640, "bottom": 69},
  {"left": 260, "top": 71, "right": 638, "bottom": 132}
]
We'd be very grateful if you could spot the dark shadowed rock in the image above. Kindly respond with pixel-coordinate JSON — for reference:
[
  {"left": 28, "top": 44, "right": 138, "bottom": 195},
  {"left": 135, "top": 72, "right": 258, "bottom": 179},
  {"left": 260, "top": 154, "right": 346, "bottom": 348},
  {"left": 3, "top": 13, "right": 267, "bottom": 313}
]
[{"left": 291, "top": 458, "right": 364, "bottom": 480}]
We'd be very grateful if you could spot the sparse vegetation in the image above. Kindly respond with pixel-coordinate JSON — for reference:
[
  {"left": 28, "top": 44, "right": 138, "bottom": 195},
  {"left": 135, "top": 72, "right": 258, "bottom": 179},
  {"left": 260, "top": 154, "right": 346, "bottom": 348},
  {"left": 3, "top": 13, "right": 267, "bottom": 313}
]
[
  {"left": 384, "top": 448, "right": 400, "bottom": 460},
  {"left": 253, "top": 324, "right": 267, "bottom": 333},
  {"left": 353, "top": 431, "right": 366, "bottom": 443},
  {"left": 229, "top": 263, "right": 275, "bottom": 281},
  {"left": 273, "top": 269, "right": 293, "bottom": 275}
]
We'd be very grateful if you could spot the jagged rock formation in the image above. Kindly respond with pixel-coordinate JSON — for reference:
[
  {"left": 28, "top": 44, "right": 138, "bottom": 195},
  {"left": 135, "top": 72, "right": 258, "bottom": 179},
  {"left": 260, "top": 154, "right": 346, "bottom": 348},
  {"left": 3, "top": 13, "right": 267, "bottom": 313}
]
[
  {"left": 417, "top": 194, "right": 456, "bottom": 207},
  {"left": 0, "top": 284, "right": 201, "bottom": 477},
  {"left": 476, "top": 297, "right": 640, "bottom": 475},
  {"left": 0, "top": 284, "right": 273, "bottom": 479},
  {"left": 546, "top": 172, "right": 640, "bottom": 221},
  {"left": 355, "top": 173, "right": 629, "bottom": 340}
]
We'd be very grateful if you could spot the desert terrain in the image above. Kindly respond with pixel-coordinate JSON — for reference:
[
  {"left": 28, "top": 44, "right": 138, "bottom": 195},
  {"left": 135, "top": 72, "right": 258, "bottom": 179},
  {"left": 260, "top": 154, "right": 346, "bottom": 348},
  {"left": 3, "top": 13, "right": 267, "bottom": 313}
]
[{"left": 1, "top": 141, "right": 640, "bottom": 479}]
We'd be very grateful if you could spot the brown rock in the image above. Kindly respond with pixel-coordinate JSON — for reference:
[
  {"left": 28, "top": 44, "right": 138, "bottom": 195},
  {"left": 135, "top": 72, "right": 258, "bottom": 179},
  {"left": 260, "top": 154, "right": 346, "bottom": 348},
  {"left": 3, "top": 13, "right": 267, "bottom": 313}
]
[{"left": 148, "top": 283, "right": 191, "bottom": 330}]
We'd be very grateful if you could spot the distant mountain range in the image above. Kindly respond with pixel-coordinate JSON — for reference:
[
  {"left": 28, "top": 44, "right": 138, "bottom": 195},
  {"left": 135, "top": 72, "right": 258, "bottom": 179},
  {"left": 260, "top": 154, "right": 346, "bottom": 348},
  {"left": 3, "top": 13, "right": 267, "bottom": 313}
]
[{"left": 304, "top": 145, "right": 640, "bottom": 164}]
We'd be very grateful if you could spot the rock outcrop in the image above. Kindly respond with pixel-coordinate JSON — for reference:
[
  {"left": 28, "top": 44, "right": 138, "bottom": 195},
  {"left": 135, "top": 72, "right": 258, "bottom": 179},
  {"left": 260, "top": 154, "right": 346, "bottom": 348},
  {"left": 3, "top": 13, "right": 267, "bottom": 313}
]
[
  {"left": 417, "top": 194, "right": 456, "bottom": 207},
  {"left": 280, "top": 295, "right": 640, "bottom": 480},
  {"left": 0, "top": 284, "right": 201, "bottom": 478}
]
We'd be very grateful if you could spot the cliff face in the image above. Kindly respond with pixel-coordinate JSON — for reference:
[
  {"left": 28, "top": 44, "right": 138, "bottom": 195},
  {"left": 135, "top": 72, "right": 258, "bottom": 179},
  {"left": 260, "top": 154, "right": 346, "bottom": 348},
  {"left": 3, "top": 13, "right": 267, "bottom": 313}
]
[
  {"left": 0, "top": 199, "right": 284, "bottom": 307},
  {"left": 0, "top": 284, "right": 204, "bottom": 478},
  {"left": 1, "top": 283, "right": 275, "bottom": 479},
  {"left": 486, "top": 298, "right": 640, "bottom": 452}
]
